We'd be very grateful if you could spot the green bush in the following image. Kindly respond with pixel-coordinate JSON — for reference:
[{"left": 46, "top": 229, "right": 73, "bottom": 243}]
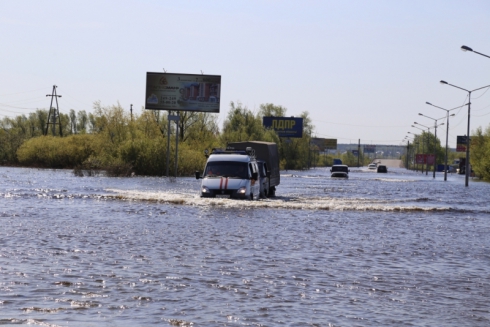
[{"left": 17, "top": 135, "right": 96, "bottom": 168}]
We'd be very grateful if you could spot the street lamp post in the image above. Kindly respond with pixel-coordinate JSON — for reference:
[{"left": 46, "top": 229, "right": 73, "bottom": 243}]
[
  {"left": 461, "top": 45, "right": 490, "bottom": 59},
  {"left": 440, "top": 80, "right": 490, "bottom": 186},
  {"left": 409, "top": 130, "right": 424, "bottom": 173},
  {"left": 406, "top": 136, "right": 416, "bottom": 171},
  {"left": 410, "top": 126, "right": 428, "bottom": 174},
  {"left": 425, "top": 102, "right": 463, "bottom": 181},
  {"left": 413, "top": 123, "right": 431, "bottom": 175},
  {"left": 403, "top": 136, "right": 411, "bottom": 169},
  {"left": 414, "top": 141, "right": 419, "bottom": 171},
  {"left": 417, "top": 115, "right": 445, "bottom": 178}
]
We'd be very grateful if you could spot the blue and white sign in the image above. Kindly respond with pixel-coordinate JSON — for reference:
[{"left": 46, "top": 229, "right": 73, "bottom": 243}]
[{"left": 263, "top": 117, "right": 303, "bottom": 138}]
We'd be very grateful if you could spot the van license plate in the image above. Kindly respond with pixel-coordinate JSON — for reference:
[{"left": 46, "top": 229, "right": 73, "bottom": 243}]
[{"left": 216, "top": 194, "right": 230, "bottom": 198}]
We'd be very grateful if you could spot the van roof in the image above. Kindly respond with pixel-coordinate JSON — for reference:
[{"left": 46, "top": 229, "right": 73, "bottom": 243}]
[{"left": 207, "top": 154, "right": 253, "bottom": 163}]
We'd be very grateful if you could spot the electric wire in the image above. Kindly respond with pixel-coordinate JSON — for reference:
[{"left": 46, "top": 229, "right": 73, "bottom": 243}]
[
  {"left": 471, "top": 86, "right": 490, "bottom": 99},
  {"left": 315, "top": 119, "right": 406, "bottom": 128},
  {"left": 0, "top": 87, "right": 50, "bottom": 97}
]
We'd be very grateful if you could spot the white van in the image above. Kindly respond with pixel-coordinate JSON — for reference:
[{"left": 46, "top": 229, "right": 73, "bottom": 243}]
[{"left": 195, "top": 148, "right": 260, "bottom": 200}]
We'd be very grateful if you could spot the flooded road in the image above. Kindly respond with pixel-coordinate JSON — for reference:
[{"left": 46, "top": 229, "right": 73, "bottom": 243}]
[{"left": 0, "top": 166, "right": 489, "bottom": 326}]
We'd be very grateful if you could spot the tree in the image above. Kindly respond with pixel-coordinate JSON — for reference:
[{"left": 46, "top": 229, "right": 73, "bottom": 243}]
[
  {"left": 69, "top": 109, "right": 77, "bottom": 134},
  {"left": 279, "top": 111, "right": 315, "bottom": 170},
  {"left": 258, "top": 103, "right": 287, "bottom": 118},
  {"left": 470, "top": 126, "right": 490, "bottom": 181},
  {"left": 77, "top": 110, "right": 89, "bottom": 133},
  {"left": 221, "top": 101, "right": 261, "bottom": 143}
]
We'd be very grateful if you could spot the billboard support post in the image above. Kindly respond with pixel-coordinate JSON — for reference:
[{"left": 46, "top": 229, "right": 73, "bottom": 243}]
[
  {"left": 175, "top": 115, "right": 179, "bottom": 177},
  {"left": 166, "top": 118, "right": 170, "bottom": 177},
  {"left": 167, "top": 114, "right": 180, "bottom": 178}
]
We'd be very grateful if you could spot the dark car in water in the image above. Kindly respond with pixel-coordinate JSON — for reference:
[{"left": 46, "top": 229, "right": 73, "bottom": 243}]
[
  {"left": 330, "top": 165, "right": 349, "bottom": 178},
  {"left": 377, "top": 165, "right": 388, "bottom": 173}
]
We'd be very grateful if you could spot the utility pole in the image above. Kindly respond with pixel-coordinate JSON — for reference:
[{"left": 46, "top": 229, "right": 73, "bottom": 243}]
[
  {"left": 308, "top": 131, "right": 311, "bottom": 169},
  {"left": 406, "top": 140, "right": 410, "bottom": 169},
  {"left": 130, "top": 104, "right": 133, "bottom": 121},
  {"left": 357, "top": 139, "right": 360, "bottom": 167},
  {"left": 45, "top": 85, "right": 62, "bottom": 136}
]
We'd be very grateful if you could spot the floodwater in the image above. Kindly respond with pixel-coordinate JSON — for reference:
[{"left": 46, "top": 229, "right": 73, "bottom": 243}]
[{"left": 0, "top": 166, "right": 489, "bottom": 326}]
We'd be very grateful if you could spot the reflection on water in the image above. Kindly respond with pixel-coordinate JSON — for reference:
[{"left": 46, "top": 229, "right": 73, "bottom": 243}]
[{"left": 0, "top": 167, "right": 489, "bottom": 326}]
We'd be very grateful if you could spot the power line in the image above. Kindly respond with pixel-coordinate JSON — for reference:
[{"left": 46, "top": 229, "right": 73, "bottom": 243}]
[
  {"left": 0, "top": 103, "right": 45, "bottom": 110},
  {"left": 313, "top": 131, "right": 404, "bottom": 144},
  {"left": 0, "top": 87, "right": 50, "bottom": 97},
  {"left": 62, "top": 91, "right": 94, "bottom": 108},
  {"left": 315, "top": 119, "right": 406, "bottom": 128}
]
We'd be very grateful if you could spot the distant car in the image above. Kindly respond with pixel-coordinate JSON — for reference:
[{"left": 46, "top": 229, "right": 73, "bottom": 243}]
[
  {"left": 377, "top": 165, "right": 388, "bottom": 173},
  {"left": 368, "top": 163, "right": 377, "bottom": 170},
  {"left": 330, "top": 165, "right": 349, "bottom": 178}
]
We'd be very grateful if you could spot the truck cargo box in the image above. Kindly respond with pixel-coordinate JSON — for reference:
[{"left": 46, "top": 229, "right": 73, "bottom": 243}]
[{"left": 227, "top": 141, "right": 280, "bottom": 196}]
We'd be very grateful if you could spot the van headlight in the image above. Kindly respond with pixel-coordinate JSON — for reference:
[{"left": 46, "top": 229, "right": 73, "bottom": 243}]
[
  {"left": 237, "top": 187, "right": 246, "bottom": 194},
  {"left": 201, "top": 186, "right": 210, "bottom": 194}
]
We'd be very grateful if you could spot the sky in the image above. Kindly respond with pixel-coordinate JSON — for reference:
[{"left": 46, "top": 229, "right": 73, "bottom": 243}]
[{"left": 1, "top": 0, "right": 490, "bottom": 148}]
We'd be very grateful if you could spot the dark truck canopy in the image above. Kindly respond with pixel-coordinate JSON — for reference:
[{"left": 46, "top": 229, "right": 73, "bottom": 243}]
[{"left": 227, "top": 141, "right": 280, "bottom": 189}]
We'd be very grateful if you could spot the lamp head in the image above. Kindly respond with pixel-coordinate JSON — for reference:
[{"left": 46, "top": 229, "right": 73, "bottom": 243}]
[
  {"left": 418, "top": 113, "right": 423, "bottom": 116},
  {"left": 440, "top": 80, "right": 448, "bottom": 85},
  {"left": 414, "top": 122, "right": 418, "bottom": 125},
  {"left": 426, "top": 101, "right": 432, "bottom": 105},
  {"left": 450, "top": 113, "right": 455, "bottom": 117},
  {"left": 461, "top": 45, "right": 473, "bottom": 52}
]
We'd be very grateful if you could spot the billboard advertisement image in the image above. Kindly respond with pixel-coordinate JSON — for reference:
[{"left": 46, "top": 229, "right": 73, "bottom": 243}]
[
  {"left": 363, "top": 145, "right": 376, "bottom": 153},
  {"left": 145, "top": 72, "right": 221, "bottom": 113},
  {"left": 426, "top": 154, "right": 435, "bottom": 165},
  {"left": 415, "top": 154, "right": 435, "bottom": 165},
  {"left": 416, "top": 154, "right": 426, "bottom": 164},
  {"left": 263, "top": 117, "right": 303, "bottom": 138},
  {"left": 310, "top": 138, "right": 337, "bottom": 151},
  {"left": 456, "top": 135, "right": 467, "bottom": 152}
]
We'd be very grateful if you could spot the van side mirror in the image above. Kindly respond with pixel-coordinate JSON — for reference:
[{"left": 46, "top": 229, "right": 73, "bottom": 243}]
[
  {"left": 252, "top": 172, "right": 258, "bottom": 180},
  {"left": 195, "top": 171, "right": 201, "bottom": 179}
]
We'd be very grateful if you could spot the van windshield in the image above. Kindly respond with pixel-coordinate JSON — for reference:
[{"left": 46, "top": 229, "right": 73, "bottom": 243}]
[
  {"left": 205, "top": 162, "right": 249, "bottom": 178},
  {"left": 331, "top": 166, "right": 348, "bottom": 172}
]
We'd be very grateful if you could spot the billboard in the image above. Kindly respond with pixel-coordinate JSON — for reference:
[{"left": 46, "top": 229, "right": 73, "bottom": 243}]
[
  {"left": 456, "top": 135, "right": 467, "bottom": 152},
  {"left": 263, "top": 117, "right": 303, "bottom": 138},
  {"left": 415, "top": 154, "right": 435, "bottom": 165},
  {"left": 145, "top": 72, "right": 221, "bottom": 113},
  {"left": 426, "top": 154, "right": 435, "bottom": 165},
  {"left": 363, "top": 145, "right": 376, "bottom": 153},
  {"left": 310, "top": 138, "right": 337, "bottom": 151}
]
